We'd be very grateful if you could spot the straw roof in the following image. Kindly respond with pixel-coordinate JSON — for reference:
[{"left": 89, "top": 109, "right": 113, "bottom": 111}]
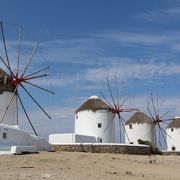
[
  {"left": 75, "top": 95, "right": 112, "bottom": 113},
  {"left": 167, "top": 117, "right": 180, "bottom": 129},
  {"left": 0, "top": 68, "right": 15, "bottom": 94},
  {"left": 126, "top": 111, "right": 152, "bottom": 125}
]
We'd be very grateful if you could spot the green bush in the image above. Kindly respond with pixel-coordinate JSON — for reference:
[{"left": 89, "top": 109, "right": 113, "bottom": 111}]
[{"left": 138, "top": 139, "right": 162, "bottom": 155}]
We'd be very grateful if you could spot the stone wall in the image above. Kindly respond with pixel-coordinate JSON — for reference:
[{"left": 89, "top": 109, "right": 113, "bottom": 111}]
[
  {"left": 53, "top": 144, "right": 151, "bottom": 155},
  {"left": 162, "top": 151, "right": 180, "bottom": 155}
]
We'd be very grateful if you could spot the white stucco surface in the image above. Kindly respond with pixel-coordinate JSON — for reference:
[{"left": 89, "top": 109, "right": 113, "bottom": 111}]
[
  {"left": 125, "top": 123, "right": 156, "bottom": 145},
  {"left": 0, "top": 123, "right": 52, "bottom": 151},
  {"left": 49, "top": 133, "right": 99, "bottom": 144},
  {"left": 0, "top": 92, "right": 17, "bottom": 125},
  {"left": 166, "top": 128, "right": 180, "bottom": 151},
  {"left": 75, "top": 110, "right": 115, "bottom": 143}
]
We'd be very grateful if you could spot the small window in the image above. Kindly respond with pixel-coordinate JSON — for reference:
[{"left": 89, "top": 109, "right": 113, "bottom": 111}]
[
  {"left": 100, "top": 138, "right": 102, "bottom": 143},
  {"left": 129, "top": 124, "right": 133, "bottom": 129},
  {"left": 76, "top": 114, "right": 78, "bottom": 119},
  {"left": 3, "top": 132, "right": 7, "bottom": 139},
  {"left": 98, "top": 123, "right": 102, "bottom": 128},
  {"left": 130, "top": 142, "right": 134, "bottom": 144},
  {"left": 171, "top": 128, "right": 174, "bottom": 132},
  {"left": 172, "top": 146, "right": 176, "bottom": 151}
]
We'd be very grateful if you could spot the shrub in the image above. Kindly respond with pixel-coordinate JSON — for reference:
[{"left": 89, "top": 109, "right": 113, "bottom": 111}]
[{"left": 138, "top": 139, "right": 162, "bottom": 155}]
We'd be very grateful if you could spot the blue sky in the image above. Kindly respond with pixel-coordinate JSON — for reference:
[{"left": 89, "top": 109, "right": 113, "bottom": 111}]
[{"left": 0, "top": 0, "right": 180, "bottom": 146}]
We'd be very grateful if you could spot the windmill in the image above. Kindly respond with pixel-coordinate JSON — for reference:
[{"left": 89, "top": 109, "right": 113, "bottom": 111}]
[
  {"left": 0, "top": 21, "right": 54, "bottom": 136},
  {"left": 100, "top": 76, "right": 137, "bottom": 143},
  {"left": 147, "top": 94, "right": 173, "bottom": 147}
]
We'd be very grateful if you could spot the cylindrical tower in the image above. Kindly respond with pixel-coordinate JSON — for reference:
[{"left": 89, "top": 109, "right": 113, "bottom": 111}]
[
  {"left": 125, "top": 111, "right": 155, "bottom": 145},
  {"left": 166, "top": 117, "right": 180, "bottom": 151},
  {"left": 0, "top": 68, "right": 17, "bottom": 126},
  {"left": 75, "top": 95, "right": 115, "bottom": 143}
]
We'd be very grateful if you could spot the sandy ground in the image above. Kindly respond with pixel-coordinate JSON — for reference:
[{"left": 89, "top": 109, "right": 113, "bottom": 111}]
[{"left": 0, "top": 152, "right": 180, "bottom": 180}]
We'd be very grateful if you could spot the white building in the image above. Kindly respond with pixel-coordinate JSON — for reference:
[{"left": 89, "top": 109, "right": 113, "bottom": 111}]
[
  {"left": 166, "top": 117, "right": 180, "bottom": 151},
  {"left": 125, "top": 111, "right": 155, "bottom": 145},
  {"left": 0, "top": 69, "right": 17, "bottom": 125},
  {"left": 49, "top": 95, "right": 116, "bottom": 144},
  {"left": 75, "top": 95, "right": 115, "bottom": 143},
  {"left": 0, "top": 68, "right": 52, "bottom": 152},
  {"left": 0, "top": 123, "right": 52, "bottom": 151}
]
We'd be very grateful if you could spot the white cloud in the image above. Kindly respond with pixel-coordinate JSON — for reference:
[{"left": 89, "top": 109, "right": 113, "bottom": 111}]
[
  {"left": 99, "top": 32, "right": 171, "bottom": 45},
  {"left": 98, "top": 31, "right": 180, "bottom": 48},
  {"left": 29, "top": 58, "right": 180, "bottom": 93},
  {"left": 135, "top": 6, "right": 180, "bottom": 22}
]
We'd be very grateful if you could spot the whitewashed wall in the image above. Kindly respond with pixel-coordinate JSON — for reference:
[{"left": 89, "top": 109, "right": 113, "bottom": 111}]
[
  {"left": 0, "top": 124, "right": 52, "bottom": 151},
  {"left": 166, "top": 128, "right": 180, "bottom": 151},
  {"left": 75, "top": 110, "right": 115, "bottom": 143},
  {"left": 125, "top": 123, "right": 156, "bottom": 145},
  {"left": 0, "top": 92, "right": 17, "bottom": 125},
  {"left": 49, "top": 133, "right": 98, "bottom": 144},
  {"left": 49, "top": 134, "right": 74, "bottom": 144}
]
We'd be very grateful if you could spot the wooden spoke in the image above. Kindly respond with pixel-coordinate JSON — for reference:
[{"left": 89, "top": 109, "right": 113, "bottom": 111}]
[
  {"left": 21, "top": 43, "right": 38, "bottom": 78},
  {"left": 17, "top": 93, "right": 38, "bottom": 136},
  {"left": 118, "top": 118, "right": 121, "bottom": 143},
  {"left": 24, "top": 80, "right": 54, "bottom": 94},
  {"left": 115, "top": 74, "right": 120, "bottom": 108},
  {"left": 0, "top": 21, "right": 13, "bottom": 76},
  {"left": 118, "top": 114, "right": 130, "bottom": 143},
  {"left": 24, "top": 67, "right": 49, "bottom": 79},
  {"left": 159, "top": 99, "right": 165, "bottom": 115},
  {"left": 16, "top": 25, "right": 22, "bottom": 77},
  {"left": 156, "top": 95, "right": 160, "bottom": 117},
  {"left": 158, "top": 128, "right": 162, "bottom": 147},
  {"left": 151, "top": 93, "right": 157, "bottom": 118},
  {"left": 162, "top": 118, "right": 174, "bottom": 122},
  {"left": 20, "top": 84, "right": 51, "bottom": 119},
  {"left": 147, "top": 102, "right": 155, "bottom": 121},
  {"left": 159, "top": 126, "right": 167, "bottom": 147},
  {"left": 158, "top": 125, "right": 171, "bottom": 139},
  {"left": 100, "top": 91, "right": 114, "bottom": 109},
  {"left": 122, "top": 108, "right": 138, "bottom": 112},
  {"left": 107, "top": 77, "right": 116, "bottom": 109},
  {"left": 120, "top": 115, "right": 127, "bottom": 123},
  {"left": 0, "top": 56, "right": 10, "bottom": 71},
  {"left": 24, "top": 74, "right": 48, "bottom": 81},
  {"left": 0, "top": 87, "right": 17, "bottom": 123},
  {"left": 103, "top": 114, "right": 116, "bottom": 133},
  {"left": 120, "top": 96, "right": 129, "bottom": 108},
  {"left": 159, "top": 111, "right": 169, "bottom": 120}
]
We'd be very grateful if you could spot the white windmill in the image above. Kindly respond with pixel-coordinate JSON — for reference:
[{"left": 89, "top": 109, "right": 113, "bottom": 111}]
[
  {"left": 0, "top": 21, "right": 53, "bottom": 152},
  {"left": 75, "top": 95, "right": 115, "bottom": 143},
  {"left": 166, "top": 117, "right": 180, "bottom": 151},
  {"left": 125, "top": 111, "right": 155, "bottom": 145}
]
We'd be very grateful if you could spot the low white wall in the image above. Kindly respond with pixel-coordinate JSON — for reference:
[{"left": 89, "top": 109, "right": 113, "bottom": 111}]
[
  {"left": 0, "top": 124, "right": 52, "bottom": 151},
  {"left": 49, "top": 134, "right": 74, "bottom": 144},
  {"left": 49, "top": 133, "right": 100, "bottom": 144},
  {"left": 75, "top": 134, "right": 97, "bottom": 143}
]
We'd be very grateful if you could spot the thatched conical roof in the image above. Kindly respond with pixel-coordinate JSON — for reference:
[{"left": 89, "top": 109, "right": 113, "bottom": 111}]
[
  {"left": 167, "top": 117, "right": 180, "bottom": 129},
  {"left": 75, "top": 95, "right": 112, "bottom": 113},
  {"left": 126, "top": 111, "right": 152, "bottom": 125},
  {"left": 0, "top": 68, "right": 15, "bottom": 94}
]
